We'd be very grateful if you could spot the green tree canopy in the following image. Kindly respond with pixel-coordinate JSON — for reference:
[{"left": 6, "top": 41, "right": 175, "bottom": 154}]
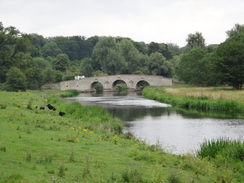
[
  {"left": 186, "top": 32, "right": 206, "bottom": 50},
  {"left": 213, "top": 34, "right": 244, "bottom": 89},
  {"left": 147, "top": 52, "right": 170, "bottom": 76},
  {"left": 176, "top": 48, "right": 207, "bottom": 84},
  {"left": 25, "top": 67, "right": 42, "bottom": 89},
  {"left": 226, "top": 23, "right": 244, "bottom": 38},
  {"left": 118, "top": 39, "right": 140, "bottom": 74},
  {"left": 41, "top": 42, "right": 62, "bottom": 58},
  {"left": 6, "top": 67, "right": 27, "bottom": 91},
  {"left": 92, "top": 37, "right": 126, "bottom": 75},
  {"left": 53, "top": 53, "right": 70, "bottom": 72}
]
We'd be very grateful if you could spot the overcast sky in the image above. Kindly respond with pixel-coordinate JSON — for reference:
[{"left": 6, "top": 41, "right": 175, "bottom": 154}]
[{"left": 1, "top": 0, "right": 244, "bottom": 47}]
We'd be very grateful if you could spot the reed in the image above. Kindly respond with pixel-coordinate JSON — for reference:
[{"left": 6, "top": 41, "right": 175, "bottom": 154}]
[{"left": 197, "top": 138, "right": 244, "bottom": 161}]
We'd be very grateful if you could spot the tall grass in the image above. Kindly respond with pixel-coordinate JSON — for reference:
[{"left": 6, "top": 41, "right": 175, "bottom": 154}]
[
  {"left": 197, "top": 138, "right": 244, "bottom": 161},
  {"left": 60, "top": 89, "right": 80, "bottom": 98},
  {"left": 142, "top": 86, "right": 244, "bottom": 114}
]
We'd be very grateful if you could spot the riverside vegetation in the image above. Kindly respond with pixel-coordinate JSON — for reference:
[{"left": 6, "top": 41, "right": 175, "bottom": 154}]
[
  {"left": 143, "top": 86, "right": 244, "bottom": 118},
  {"left": 0, "top": 89, "right": 243, "bottom": 182}
]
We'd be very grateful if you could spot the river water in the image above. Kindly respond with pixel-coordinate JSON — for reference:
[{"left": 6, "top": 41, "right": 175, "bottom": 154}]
[{"left": 67, "top": 92, "right": 244, "bottom": 154}]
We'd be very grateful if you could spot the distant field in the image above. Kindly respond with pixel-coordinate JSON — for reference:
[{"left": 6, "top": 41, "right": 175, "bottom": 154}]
[
  {"left": 143, "top": 86, "right": 244, "bottom": 117},
  {"left": 165, "top": 86, "right": 244, "bottom": 102}
]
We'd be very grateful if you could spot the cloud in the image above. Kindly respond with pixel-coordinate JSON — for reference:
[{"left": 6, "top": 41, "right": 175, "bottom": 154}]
[{"left": 1, "top": 0, "right": 243, "bottom": 46}]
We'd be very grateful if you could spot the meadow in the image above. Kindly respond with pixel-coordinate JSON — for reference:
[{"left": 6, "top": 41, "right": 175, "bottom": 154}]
[
  {"left": 0, "top": 89, "right": 243, "bottom": 182},
  {"left": 143, "top": 86, "right": 244, "bottom": 118}
]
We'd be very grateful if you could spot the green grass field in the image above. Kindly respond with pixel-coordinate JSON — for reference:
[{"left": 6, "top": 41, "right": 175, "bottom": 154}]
[{"left": 0, "top": 90, "right": 243, "bottom": 182}]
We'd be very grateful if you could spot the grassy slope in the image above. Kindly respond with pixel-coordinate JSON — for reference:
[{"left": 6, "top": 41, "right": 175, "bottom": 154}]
[{"left": 0, "top": 90, "right": 243, "bottom": 182}]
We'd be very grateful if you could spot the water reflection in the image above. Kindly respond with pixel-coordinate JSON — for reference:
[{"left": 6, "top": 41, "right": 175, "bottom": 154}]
[{"left": 67, "top": 92, "right": 244, "bottom": 154}]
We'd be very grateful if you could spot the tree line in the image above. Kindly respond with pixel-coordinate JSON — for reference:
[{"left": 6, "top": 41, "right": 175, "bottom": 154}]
[{"left": 0, "top": 22, "right": 243, "bottom": 91}]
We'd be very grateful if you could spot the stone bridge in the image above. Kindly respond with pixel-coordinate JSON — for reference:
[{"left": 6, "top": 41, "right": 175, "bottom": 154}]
[{"left": 59, "top": 74, "right": 172, "bottom": 92}]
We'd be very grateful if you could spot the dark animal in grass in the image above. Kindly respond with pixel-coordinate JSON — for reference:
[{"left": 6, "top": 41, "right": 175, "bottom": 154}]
[
  {"left": 59, "top": 111, "right": 66, "bottom": 116},
  {"left": 40, "top": 107, "right": 45, "bottom": 110},
  {"left": 47, "top": 104, "right": 56, "bottom": 111}
]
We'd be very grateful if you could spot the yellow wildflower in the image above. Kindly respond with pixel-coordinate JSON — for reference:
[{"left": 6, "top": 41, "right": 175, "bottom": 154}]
[
  {"left": 77, "top": 127, "right": 82, "bottom": 131},
  {"left": 99, "top": 136, "right": 102, "bottom": 142}
]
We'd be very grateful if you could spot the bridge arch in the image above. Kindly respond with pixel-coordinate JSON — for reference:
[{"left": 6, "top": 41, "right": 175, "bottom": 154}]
[
  {"left": 112, "top": 80, "right": 128, "bottom": 91},
  {"left": 136, "top": 80, "right": 150, "bottom": 90},
  {"left": 90, "top": 81, "right": 104, "bottom": 92}
]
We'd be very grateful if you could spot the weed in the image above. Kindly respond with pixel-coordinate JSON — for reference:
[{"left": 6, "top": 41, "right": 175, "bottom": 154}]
[
  {"left": 121, "top": 163, "right": 144, "bottom": 183},
  {"left": 47, "top": 170, "right": 55, "bottom": 174},
  {"left": 58, "top": 165, "right": 65, "bottom": 177},
  {"left": 69, "top": 151, "right": 75, "bottom": 163},
  {"left": 26, "top": 152, "right": 32, "bottom": 162},
  {"left": 0, "top": 104, "right": 7, "bottom": 109},
  {"left": 168, "top": 170, "right": 181, "bottom": 183},
  {"left": 26, "top": 128, "right": 32, "bottom": 134},
  {"left": 2, "top": 173, "right": 24, "bottom": 182},
  {"left": 113, "top": 135, "right": 119, "bottom": 144},
  {"left": 37, "top": 151, "right": 53, "bottom": 164},
  {"left": 27, "top": 99, "right": 32, "bottom": 110},
  {"left": 82, "top": 156, "right": 91, "bottom": 178},
  {"left": 0, "top": 146, "right": 6, "bottom": 152}
]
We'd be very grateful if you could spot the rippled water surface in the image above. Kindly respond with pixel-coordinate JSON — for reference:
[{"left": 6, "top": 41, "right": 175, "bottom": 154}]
[{"left": 67, "top": 92, "right": 244, "bottom": 154}]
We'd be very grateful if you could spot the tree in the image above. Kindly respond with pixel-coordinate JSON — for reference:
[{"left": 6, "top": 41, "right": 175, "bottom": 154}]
[
  {"left": 42, "top": 67, "right": 56, "bottom": 84},
  {"left": 6, "top": 67, "right": 27, "bottom": 91},
  {"left": 148, "top": 42, "right": 173, "bottom": 60},
  {"left": 25, "top": 67, "right": 42, "bottom": 89},
  {"left": 226, "top": 23, "right": 244, "bottom": 38},
  {"left": 92, "top": 37, "right": 126, "bottom": 75},
  {"left": 41, "top": 42, "right": 62, "bottom": 58},
  {"left": 0, "top": 23, "right": 35, "bottom": 82},
  {"left": 53, "top": 53, "right": 70, "bottom": 72},
  {"left": 176, "top": 48, "right": 207, "bottom": 84},
  {"left": 147, "top": 52, "right": 169, "bottom": 76},
  {"left": 30, "top": 33, "right": 46, "bottom": 57},
  {"left": 186, "top": 32, "right": 205, "bottom": 49},
  {"left": 118, "top": 39, "right": 140, "bottom": 74},
  {"left": 213, "top": 34, "right": 244, "bottom": 89}
]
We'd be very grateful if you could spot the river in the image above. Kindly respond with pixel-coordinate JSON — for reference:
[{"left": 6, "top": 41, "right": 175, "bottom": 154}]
[{"left": 67, "top": 92, "right": 244, "bottom": 154}]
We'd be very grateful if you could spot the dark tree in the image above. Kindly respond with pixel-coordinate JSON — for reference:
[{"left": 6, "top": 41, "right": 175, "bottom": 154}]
[{"left": 213, "top": 34, "right": 244, "bottom": 89}]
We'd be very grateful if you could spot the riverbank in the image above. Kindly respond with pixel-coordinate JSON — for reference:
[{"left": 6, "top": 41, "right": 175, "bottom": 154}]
[
  {"left": 142, "top": 86, "right": 244, "bottom": 118},
  {"left": 0, "top": 90, "right": 243, "bottom": 182}
]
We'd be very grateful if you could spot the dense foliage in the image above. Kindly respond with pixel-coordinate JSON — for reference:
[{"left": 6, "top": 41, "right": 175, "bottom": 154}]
[
  {"left": 0, "top": 22, "right": 243, "bottom": 90},
  {"left": 176, "top": 25, "right": 244, "bottom": 89}
]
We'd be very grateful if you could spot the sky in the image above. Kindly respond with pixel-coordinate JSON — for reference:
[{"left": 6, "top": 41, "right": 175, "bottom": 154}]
[{"left": 0, "top": 0, "right": 244, "bottom": 47}]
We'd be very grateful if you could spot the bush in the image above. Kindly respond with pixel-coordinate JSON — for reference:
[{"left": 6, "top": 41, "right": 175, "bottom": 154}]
[
  {"left": 60, "top": 89, "right": 80, "bottom": 97},
  {"left": 6, "top": 67, "right": 27, "bottom": 91}
]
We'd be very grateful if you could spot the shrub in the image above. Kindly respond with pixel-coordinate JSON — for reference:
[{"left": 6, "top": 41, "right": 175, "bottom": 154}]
[
  {"left": 6, "top": 67, "right": 27, "bottom": 91},
  {"left": 60, "top": 89, "right": 80, "bottom": 98},
  {"left": 0, "top": 104, "right": 7, "bottom": 109}
]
